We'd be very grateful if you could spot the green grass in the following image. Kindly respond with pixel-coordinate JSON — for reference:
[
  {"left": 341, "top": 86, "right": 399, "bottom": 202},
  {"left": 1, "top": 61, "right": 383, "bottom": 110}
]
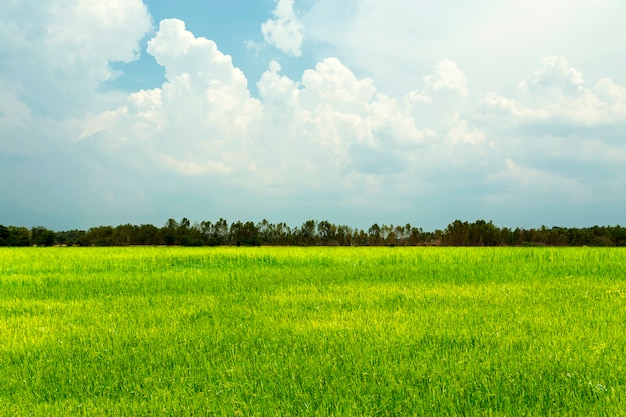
[{"left": 1, "top": 247, "right": 625, "bottom": 416}]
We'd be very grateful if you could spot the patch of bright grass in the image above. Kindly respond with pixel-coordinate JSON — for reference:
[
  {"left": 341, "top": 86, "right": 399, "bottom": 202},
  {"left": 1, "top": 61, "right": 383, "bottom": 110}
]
[{"left": 1, "top": 247, "right": 625, "bottom": 415}]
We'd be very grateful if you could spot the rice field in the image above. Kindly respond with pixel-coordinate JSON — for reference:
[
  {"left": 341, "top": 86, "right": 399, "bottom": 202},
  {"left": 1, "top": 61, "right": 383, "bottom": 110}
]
[{"left": 1, "top": 247, "right": 625, "bottom": 416}]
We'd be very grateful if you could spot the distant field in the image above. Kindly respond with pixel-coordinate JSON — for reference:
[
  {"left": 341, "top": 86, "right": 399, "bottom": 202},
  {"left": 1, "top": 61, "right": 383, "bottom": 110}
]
[{"left": 1, "top": 247, "right": 625, "bottom": 416}]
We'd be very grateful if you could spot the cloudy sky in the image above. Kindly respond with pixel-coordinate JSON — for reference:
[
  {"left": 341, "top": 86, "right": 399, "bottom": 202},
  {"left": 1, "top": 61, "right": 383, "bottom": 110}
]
[{"left": 1, "top": 0, "right": 625, "bottom": 231}]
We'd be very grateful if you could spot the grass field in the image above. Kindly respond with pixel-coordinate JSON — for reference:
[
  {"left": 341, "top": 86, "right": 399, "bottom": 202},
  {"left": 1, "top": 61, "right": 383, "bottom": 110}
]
[{"left": 1, "top": 247, "right": 625, "bottom": 416}]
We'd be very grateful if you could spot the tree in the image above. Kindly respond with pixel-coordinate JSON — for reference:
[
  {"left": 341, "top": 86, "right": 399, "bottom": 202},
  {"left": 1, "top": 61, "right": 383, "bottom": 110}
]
[
  {"left": 274, "top": 222, "right": 291, "bottom": 245},
  {"left": 55, "top": 229, "right": 87, "bottom": 246},
  {"left": 231, "top": 221, "right": 260, "bottom": 246},
  {"left": 610, "top": 225, "right": 626, "bottom": 246},
  {"left": 0, "top": 225, "right": 11, "bottom": 246},
  {"left": 163, "top": 218, "right": 178, "bottom": 245},
  {"left": 300, "top": 220, "right": 317, "bottom": 245},
  {"left": 113, "top": 224, "right": 135, "bottom": 246},
  {"left": 31, "top": 226, "right": 56, "bottom": 246},
  {"left": 7, "top": 226, "right": 31, "bottom": 246},
  {"left": 200, "top": 218, "right": 229, "bottom": 246},
  {"left": 368, "top": 224, "right": 381, "bottom": 245},
  {"left": 444, "top": 220, "right": 469, "bottom": 246},
  {"left": 318, "top": 220, "right": 337, "bottom": 245},
  {"left": 136, "top": 224, "right": 160, "bottom": 245},
  {"left": 408, "top": 225, "right": 424, "bottom": 246},
  {"left": 336, "top": 225, "right": 353, "bottom": 246},
  {"left": 381, "top": 224, "right": 396, "bottom": 246},
  {"left": 257, "top": 219, "right": 274, "bottom": 245},
  {"left": 4, "top": 218, "right": 625, "bottom": 248},
  {"left": 178, "top": 217, "right": 191, "bottom": 245},
  {"left": 88, "top": 226, "right": 114, "bottom": 246},
  {"left": 213, "top": 218, "right": 229, "bottom": 246},
  {"left": 470, "top": 219, "right": 499, "bottom": 246},
  {"left": 500, "top": 227, "right": 514, "bottom": 246}
]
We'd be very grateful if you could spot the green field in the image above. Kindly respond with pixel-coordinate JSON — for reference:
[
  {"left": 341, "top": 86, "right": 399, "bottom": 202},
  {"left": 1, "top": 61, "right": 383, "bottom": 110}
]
[{"left": 1, "top": 247, "right": 625, "bottom": 416}]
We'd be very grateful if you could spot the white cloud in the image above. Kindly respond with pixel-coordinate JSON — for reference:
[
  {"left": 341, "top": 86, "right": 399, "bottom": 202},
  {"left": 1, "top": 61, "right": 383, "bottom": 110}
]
[
  {"left": 161, "top": 154, "right": 233, "bottom": 176},
  {"left": 519, "top": 56, "right": 584, "bottom": 98},
  {"left": 304, "top": 0, "right": 626, "bottom": 97},
  {"left": 594, "top": 78, "right": 626, "bottom": 118},
  {"left": 447, "top": 120, "right": 486, "bottom": 146},
  {"left": 0, "top": 1, "right": 151, "bottom": 227},
  {"left": 489, "top": 159, "right": 591, "bottom": 204},
  {"left": 85, "top": 22, "right": 442, "bottom": 195},
  {"left": 0, "top": 0, "right": 152, "bottom": 119},
  {"left": 82, "top": 22, "right": 626, "bottom": 225},
  {"left": 0, "top": 83, "right": 31, "bottom": 130},
  {"left": 44, "top": 0, "right": 150, "bottom": 78},
  {"left": 402, "top": 60, "right": 471, "bottom": 137},
  {"left": 423, "top": 59, "right": 469, "bottom": 97},
  {"left": 480, "top": 57, "right": 626, "bottom": 130},
  {"left": 300, "top": 58, "right": 376, "bottom": 108},
  {"left": 3, "top": 2, "right": 626, "bottom": 229},
  {"left": 257, "top": 61, "right": 299, "bottom": 107},
  {"left": 0, "top": 0, "right": 154, "bottom": 199},
  {"left": 262, "top": 0, "right": 305, "bottom": 56},
  {"left": 82, "top": 19, "right": 263, "bottom": 178}
]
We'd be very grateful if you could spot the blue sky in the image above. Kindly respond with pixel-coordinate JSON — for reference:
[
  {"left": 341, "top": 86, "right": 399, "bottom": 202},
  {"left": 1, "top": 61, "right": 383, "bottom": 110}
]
[{"left": 1, "top": 0, "right": 626, "bottom": 231}]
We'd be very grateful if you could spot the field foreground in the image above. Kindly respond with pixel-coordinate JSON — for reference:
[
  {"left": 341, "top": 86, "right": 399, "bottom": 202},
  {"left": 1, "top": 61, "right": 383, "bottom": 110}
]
[{"left": 1, "top": 247, "right": 625, "bottom": 416}]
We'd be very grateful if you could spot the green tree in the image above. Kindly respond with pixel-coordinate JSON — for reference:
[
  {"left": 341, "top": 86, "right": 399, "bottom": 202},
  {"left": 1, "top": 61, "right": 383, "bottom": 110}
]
[
  {"left": 274, "top": 222, "right": 291, "bottom": 245},
  {"left": 610, "top": 226, "right": 626, "bottom": 246},
  {"left": 113, "top": 224, "right": 135, "bottom": 246},
  {"left": 408, "top": 225, "right": 424, "bottom": 246},
  {"left": 300, "top": 220, "right": 317, "bottom": 246},
  {"left": 136, "top": 224, "right": 160, "bottom": 245},
  {"left": 31, "top": 226, "right": 56, "bottom": 246},
  {"left": 7, "top": 226, "right": 31, "bottom": 246},
  {"left": 163, "top": 218, "right": 178, "bottom": 245},
  {"left": 444, "top": 220, "right": 469, "bottom": 246},
  {"left": 336, "top": 225, "right": 353, "bottom": 246},
  {"left": 318, "top": 220, "right": 337, "bottom": 245},
  {"left": 177, "top": 218, "right": 193, "bottom": 246},
  {"left": 368, "top": 224, "right": 382, "bottom": 245},
  {"left": 257, "top": 219, "right": 274, "bottom": 245},
  {"left": 231, "top": 221, "right": 260, "bottom": 246},
  {"left": 88, "top": 226, "right": 113, "bottom": 246},
  {"left": 0, "top": 225, "right": 10, "bottom": 246}
]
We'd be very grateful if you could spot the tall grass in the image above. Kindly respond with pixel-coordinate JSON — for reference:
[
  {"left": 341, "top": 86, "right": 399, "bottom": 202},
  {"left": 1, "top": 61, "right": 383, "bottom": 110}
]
[{"left": 1, "top": 247, "right": 625, "bottom": 415}]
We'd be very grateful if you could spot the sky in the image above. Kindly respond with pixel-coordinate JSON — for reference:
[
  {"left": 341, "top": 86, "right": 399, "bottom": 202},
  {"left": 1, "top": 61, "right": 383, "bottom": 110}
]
[{"left": 1, "top": 0, "right": 625, "bottom": 231}]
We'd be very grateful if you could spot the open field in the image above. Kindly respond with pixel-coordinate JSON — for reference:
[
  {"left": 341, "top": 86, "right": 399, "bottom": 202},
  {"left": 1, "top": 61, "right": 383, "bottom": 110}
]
[{"left": 1, "top": 247, "right": 625, "bottom": 416}]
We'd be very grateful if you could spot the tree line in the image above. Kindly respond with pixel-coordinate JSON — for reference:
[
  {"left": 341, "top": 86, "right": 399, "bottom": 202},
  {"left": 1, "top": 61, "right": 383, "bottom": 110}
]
[{"left": 1, "top": 218, "right": 625, "bottom": 247}]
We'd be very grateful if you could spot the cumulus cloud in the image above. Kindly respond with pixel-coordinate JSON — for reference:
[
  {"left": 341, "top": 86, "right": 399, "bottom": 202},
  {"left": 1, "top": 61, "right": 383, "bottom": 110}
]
[
  {"left": 403, "top": 60, "right": 471, "bottom": 137},
  {"left": 3, "top": 2, "right": 626, "bottom": 229},
  {"left": 303, "top": 0, "right": 626, "bottom": 98},
  {"left": 43, "top": 0, "right": 150, "bottom": 78},
  {"left": 0, "top": 0, "right": 152, "bottom": 118},
  {"left": 82, "top": 19, "right": 263, "bottom": 178},
  {"left": 480, "top": 57, "right": 626, "bottom": 130},
  {"left": 471, "top": 57, "right": 626, "bottom": 215},
  {"left": 262, "top": 0, "right": 305, "bottom": 56},
  {"left": 0, "top": 0, "right": 153, "bottom": 227},
  {"left": 519, "top": 57, "right": 584, "bottom": 98},
  {"left": 488, "top": 158, "right": 594, "bottom": 207},
  {"left": 447, "top": 120, "right": 486, "bottom": 146},
  {"left": 423, "top": 59, "right": 469, "bottom": 97},
  {"left": 84, "top": 20, "right": 448, "bottom": 202},
  {"left": 81, "top": 16, "right": 626, "bottom": 227}
]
